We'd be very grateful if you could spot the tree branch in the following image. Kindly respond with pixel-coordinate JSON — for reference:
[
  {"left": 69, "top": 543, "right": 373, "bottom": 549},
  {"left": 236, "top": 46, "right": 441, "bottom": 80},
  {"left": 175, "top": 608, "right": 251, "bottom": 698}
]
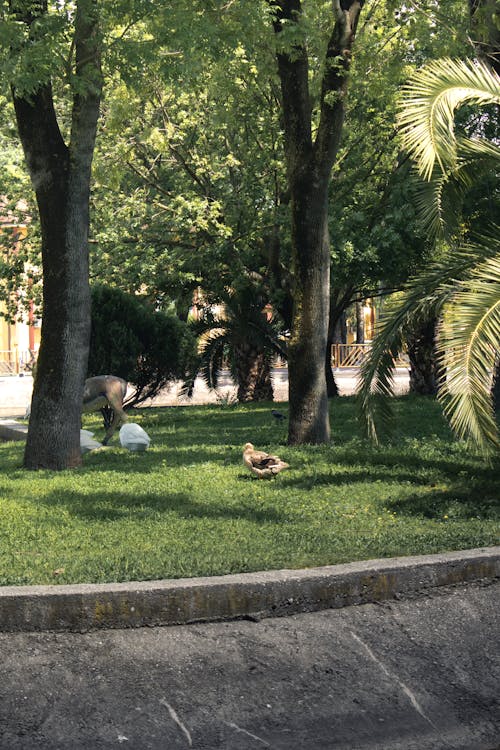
[
  {"left": 271, "top": 0, "right": 313, "bottom": 168},
  {"left": 10, "top": 1, "right": 68, "bottom": 181},
  {"left": 314, "top": 0, "right": 363, "bottom": 176},
  {"left": 69, "top": 0, "right": 103, "bottom": 172}
]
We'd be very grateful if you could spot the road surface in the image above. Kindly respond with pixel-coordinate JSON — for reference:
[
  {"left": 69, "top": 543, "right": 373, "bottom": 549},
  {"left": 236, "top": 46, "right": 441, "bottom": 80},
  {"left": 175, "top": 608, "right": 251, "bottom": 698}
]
[
  {"left": 0, "top": 580, "right": 498, "bottom": 750},
  {"left": 0, "top": 368, "right": 410, "bottom": 417}
]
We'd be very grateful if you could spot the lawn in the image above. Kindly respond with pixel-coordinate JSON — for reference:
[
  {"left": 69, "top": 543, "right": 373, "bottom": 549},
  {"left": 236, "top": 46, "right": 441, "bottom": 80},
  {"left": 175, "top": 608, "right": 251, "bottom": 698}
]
[{"left": 0, "top": 395, "right": 498, "bottom": 586}]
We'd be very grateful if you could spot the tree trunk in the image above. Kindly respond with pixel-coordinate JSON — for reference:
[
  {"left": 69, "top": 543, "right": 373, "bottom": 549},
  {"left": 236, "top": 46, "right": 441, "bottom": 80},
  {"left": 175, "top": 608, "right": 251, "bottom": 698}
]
[
  {"left": 287, "top": 183, "right": 331, "bottom": 441},
  {"left": 325, "top": 293, "right": 345, "bottom": 398},
  {"left": 325, "top": 347, "right": 339, "bottom": 398},
  {"left": 356, "top": 300, "right": 365, "bottom": 344},
  {"left": 333, "top": 312, "right": 348, "bottom": 345},
  {"left": 10, "top": 0, "right": 102, "bottom": 469},
  {"left": 271, "top": 0, "right": 363, "bottom": 444},
  {"left": 407, "top": 319, "right": 438, "bottom": 396},
  {"left": 234, "top": 345, "right": 274, "bottom": 402},
  {"left": 253, "top": 357, "right": 274, "bottom": 402}
]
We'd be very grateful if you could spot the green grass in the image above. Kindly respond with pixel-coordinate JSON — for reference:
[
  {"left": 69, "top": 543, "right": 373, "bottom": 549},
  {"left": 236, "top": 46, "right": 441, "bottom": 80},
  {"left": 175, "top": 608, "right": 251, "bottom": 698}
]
[{"left": 0, "top": 396, "right": 498, "bottom": 586}]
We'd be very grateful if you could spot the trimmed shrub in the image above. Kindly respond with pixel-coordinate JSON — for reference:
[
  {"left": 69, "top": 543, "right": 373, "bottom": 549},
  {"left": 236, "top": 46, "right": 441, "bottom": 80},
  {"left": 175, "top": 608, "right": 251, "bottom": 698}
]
[{"left": 88, "top": 284, "right": 196, "bottom": 406}]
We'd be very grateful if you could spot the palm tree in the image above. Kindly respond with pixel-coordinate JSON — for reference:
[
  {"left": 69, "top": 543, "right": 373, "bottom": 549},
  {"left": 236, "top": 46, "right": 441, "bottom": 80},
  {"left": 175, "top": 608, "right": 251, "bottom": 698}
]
[
  {"left": 359, "top": 58, "right": 500, "bottom": 455},
  {"left": 184, "top": 283, "right": 286, "bottom": 403}
]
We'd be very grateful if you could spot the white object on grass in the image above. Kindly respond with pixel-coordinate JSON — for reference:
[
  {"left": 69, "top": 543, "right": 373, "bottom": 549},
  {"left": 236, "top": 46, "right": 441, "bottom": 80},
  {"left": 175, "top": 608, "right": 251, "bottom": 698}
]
[
  {"left": 119, "top": 422, "right": 151, "bottom": 451},
  {"left": 80, "top": 429, "right": 103, "bottom": 454}
]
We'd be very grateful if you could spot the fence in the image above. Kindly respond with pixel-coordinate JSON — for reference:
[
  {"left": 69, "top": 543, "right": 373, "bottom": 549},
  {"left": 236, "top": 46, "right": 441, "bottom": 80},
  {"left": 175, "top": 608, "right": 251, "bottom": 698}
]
[
  {"left": 0, "top": 349, "right": 35, "bottom": 375},
  {"left": 331, "top": 343, "right": 409, "bottom": 369},
  {"left": 0, "top": 345, "right": 409, "bottom": 374}
]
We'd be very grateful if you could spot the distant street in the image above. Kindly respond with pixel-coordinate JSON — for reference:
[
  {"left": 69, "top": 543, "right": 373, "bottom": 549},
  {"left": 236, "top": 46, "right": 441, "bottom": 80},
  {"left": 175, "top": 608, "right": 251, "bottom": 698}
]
[
  {"left": 0, "top": 368, "right": 410, "bottom": 417},
  {"left": 0, "top": 581, "right": 498, "bottom": 750}
]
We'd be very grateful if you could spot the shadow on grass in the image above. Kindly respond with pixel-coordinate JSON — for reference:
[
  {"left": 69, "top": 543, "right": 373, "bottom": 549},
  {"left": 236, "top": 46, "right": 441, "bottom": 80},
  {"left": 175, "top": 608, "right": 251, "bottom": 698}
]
[
  {"left": 280, "top": 473, "right": 498, "bottom": 521},
  {"left": 82, "top": 444, "right": 246, "bottom": 474},
  {"left": 286, "top": 441, "right": 499, "bottom": 483},
  {"left": 280, "top": 446, "right": 499, "bottom": 521},
  {"left": 36, "top": 488, "right": 289, "bottom": 524},
  {"left": 387, "top": 487, "right": 499, "bottom": 521},
  {"left": 84, "top": 403, "right": 289, "bottom": 448}
]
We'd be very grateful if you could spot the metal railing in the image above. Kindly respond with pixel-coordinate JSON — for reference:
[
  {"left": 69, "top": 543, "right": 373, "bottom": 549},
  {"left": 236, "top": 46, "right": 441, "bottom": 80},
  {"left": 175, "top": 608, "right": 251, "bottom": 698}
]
[
  {"left": 331, "top": 343, "right": 409, "bottom": 369},
  {"left": 0, "top": 349, "right": 35, "bottom": 375}
]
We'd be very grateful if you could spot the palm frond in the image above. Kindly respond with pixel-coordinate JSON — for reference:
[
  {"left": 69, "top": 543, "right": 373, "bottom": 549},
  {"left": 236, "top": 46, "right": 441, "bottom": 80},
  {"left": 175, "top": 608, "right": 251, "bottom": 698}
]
[
  {"left": 414, "top": 155, "right": 498, "bottom": 237},
  {"left": 362, "top": 58, "right": 500, "bottom": 456},
  {"left": 398, "top": 58, "right": 500, "bottom": 180},
  {"left": 357, "top": 242, "right": 496, "bottom": 441},
  {"left": 437, "top": 250, "right": 500, "bottom": 454},
  {"left": 196, "top": 330, "right": 229, "bottom": 391},
  {"left": 181, "top": 283, "right": 286, "bottom": 400}
]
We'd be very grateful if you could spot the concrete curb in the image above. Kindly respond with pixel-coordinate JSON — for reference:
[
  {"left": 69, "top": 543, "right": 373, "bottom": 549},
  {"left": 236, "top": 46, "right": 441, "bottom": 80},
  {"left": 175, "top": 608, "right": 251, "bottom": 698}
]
[
  {"left": 0, "top": 419, "right": 28, "bottom": 441},
  {"left": 0, "top": 546, "right": 498, "bottom": 633}
]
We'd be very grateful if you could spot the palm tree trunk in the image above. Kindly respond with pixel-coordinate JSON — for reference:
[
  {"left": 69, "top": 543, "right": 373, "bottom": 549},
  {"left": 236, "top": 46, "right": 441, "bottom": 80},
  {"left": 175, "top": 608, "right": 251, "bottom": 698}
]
[
  {"left": 254, "top": 357, "right": 274, "bottom": 401},
  {"left": 407, "top": 319, "right": 438, "bottom": 396},
  {"left": 234, "top": 345, "right": 274, "bottom": 402}
]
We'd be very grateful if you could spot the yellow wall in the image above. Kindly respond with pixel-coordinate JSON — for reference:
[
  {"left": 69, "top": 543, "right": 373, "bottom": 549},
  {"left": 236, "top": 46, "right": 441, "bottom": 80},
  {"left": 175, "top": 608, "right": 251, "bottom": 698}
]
[{"left": 0, "top": 224, "right": 35, "bottom": 371}]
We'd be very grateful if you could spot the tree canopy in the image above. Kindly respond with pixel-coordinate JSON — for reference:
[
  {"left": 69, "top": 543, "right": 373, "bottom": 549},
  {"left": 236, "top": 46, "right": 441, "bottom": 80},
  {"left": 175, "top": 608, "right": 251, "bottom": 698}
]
[{"left": 1, "top": 0, "right": 496, "bottom": 465}]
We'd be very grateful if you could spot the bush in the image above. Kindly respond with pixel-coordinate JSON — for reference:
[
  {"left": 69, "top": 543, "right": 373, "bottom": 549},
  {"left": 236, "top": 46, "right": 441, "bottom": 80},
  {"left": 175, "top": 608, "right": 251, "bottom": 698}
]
[{"left": 88, "top": 284, "right": 196, "bottom": 406}]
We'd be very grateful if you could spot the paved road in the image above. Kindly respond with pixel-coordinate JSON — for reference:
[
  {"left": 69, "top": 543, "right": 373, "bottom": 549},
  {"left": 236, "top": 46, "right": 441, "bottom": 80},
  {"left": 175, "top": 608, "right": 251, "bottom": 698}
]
[
  {"left": 1, "top": 580, "right": 498, "bottom": 750},
  {"left": 0, "top": 369, "right": 410, "bottom": 417}
]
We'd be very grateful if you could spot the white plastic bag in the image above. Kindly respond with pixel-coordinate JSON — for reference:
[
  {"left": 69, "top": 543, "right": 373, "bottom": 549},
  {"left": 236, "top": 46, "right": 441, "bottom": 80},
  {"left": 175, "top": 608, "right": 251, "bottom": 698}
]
[
  {"left": 119, "top": 422, "right": 151, "bottom": 451},
  {"left": 80, "top": 429, "right": 103, "bottom": 454}
]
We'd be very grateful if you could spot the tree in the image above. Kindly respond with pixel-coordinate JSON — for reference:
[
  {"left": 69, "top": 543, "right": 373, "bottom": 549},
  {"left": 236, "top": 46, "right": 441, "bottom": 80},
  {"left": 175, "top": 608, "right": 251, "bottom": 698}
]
[
  {"left": 469, "top": 0, "right": 500, "bottom": 74},
  {"left": 359, "top": 58, "right": 500, "bottom": 456},
  {"left": 3, "top": 0, "right": 102, "bottom": 469},
  {"left": 270, "top": 0, "right": 363, "bottom": 444},
  {"left": 88, "top": 8, "right": 292, "bottom": 399},
  {"left": 324, "top": 0, "right": 469, "bottom": 398},
  {"left": 0, "top": 99, "right": 39, "bottom": 323},
  {"left": 88, "top": 284, "right": 196, "bottom": 407},
  {"left": 184, "top": 281, "right": 286, "bottom": 403}
]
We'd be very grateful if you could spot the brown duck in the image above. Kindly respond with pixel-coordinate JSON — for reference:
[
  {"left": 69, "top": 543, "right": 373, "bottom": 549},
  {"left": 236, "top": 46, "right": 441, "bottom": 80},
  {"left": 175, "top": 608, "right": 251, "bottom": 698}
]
[{"left": 242, "top": 443, "right": 290, "bottom": 479}]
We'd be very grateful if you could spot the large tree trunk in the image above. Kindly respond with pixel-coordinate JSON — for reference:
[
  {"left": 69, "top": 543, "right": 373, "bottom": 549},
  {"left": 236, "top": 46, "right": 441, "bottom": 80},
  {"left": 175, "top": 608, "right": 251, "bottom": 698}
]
[
  {"left": 287, "top": 179, "right": 332, "bottom": 441},
  {"left": 272, "top": 0, "right": 363, "bottom": 444},
  {"left": 11, "top": 0, "right": 102, "bottom": 469}
]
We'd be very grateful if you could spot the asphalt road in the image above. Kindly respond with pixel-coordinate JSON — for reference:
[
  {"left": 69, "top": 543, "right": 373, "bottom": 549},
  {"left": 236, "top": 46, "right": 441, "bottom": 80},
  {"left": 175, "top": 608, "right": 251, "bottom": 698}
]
[
  {"left": 1, "top": 580, "right": 498, "bottom": 750},
  {"left": 0, "top": 368, "right": 411, "bottom": 416}
]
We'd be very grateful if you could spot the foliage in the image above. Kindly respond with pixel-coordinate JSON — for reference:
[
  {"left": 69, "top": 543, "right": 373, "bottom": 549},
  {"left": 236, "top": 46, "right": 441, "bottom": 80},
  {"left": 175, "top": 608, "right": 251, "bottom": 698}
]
[
  {"left": 398, "top": 58, "right": 500, "bottom": 181},
  {"left": 184, "top": 281, "right": 286, "bottom": 403},
  {"left": 88, "top": 284, "right": 196, "bottom": 406},
  {"left": 328, "top": 0, "right": 469, "bottom": 298},
  {"left": 0, "top": 397, "right": 498, "bottom": 585},
  {"left": 0, "top": 97, "right": 39, "bottom": 321},
  {"left": 89, "top": 3, "right": 284, "bottom": 316},
  {"left": 439, "top": 248, "right": 500, "bottom": 452},
  {"left": 0, "top": 0, "right": 474, "bottom": 327},
  {"left": 359, "top": 58, "right": 500, "bottom": 456}
]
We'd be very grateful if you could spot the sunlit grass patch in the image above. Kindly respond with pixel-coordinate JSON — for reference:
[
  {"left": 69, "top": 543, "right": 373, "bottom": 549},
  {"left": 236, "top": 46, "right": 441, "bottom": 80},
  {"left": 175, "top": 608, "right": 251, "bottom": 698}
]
[{"left": 0, "top": 396, "right": 498, "bottom": 585}]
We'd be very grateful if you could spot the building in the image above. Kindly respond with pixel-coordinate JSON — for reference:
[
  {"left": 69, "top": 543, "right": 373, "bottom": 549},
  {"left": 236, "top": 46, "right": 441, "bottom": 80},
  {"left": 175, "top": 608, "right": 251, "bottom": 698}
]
[{"left": 0, "top": 197, "right": 40, "bottom": 374}]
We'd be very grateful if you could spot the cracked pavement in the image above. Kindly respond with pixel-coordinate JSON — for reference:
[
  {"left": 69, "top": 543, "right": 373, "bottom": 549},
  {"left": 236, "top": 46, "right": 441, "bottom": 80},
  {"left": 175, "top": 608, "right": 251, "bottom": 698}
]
[{"left": 0, "top": 580, "right": 498, "bottom": 749}]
